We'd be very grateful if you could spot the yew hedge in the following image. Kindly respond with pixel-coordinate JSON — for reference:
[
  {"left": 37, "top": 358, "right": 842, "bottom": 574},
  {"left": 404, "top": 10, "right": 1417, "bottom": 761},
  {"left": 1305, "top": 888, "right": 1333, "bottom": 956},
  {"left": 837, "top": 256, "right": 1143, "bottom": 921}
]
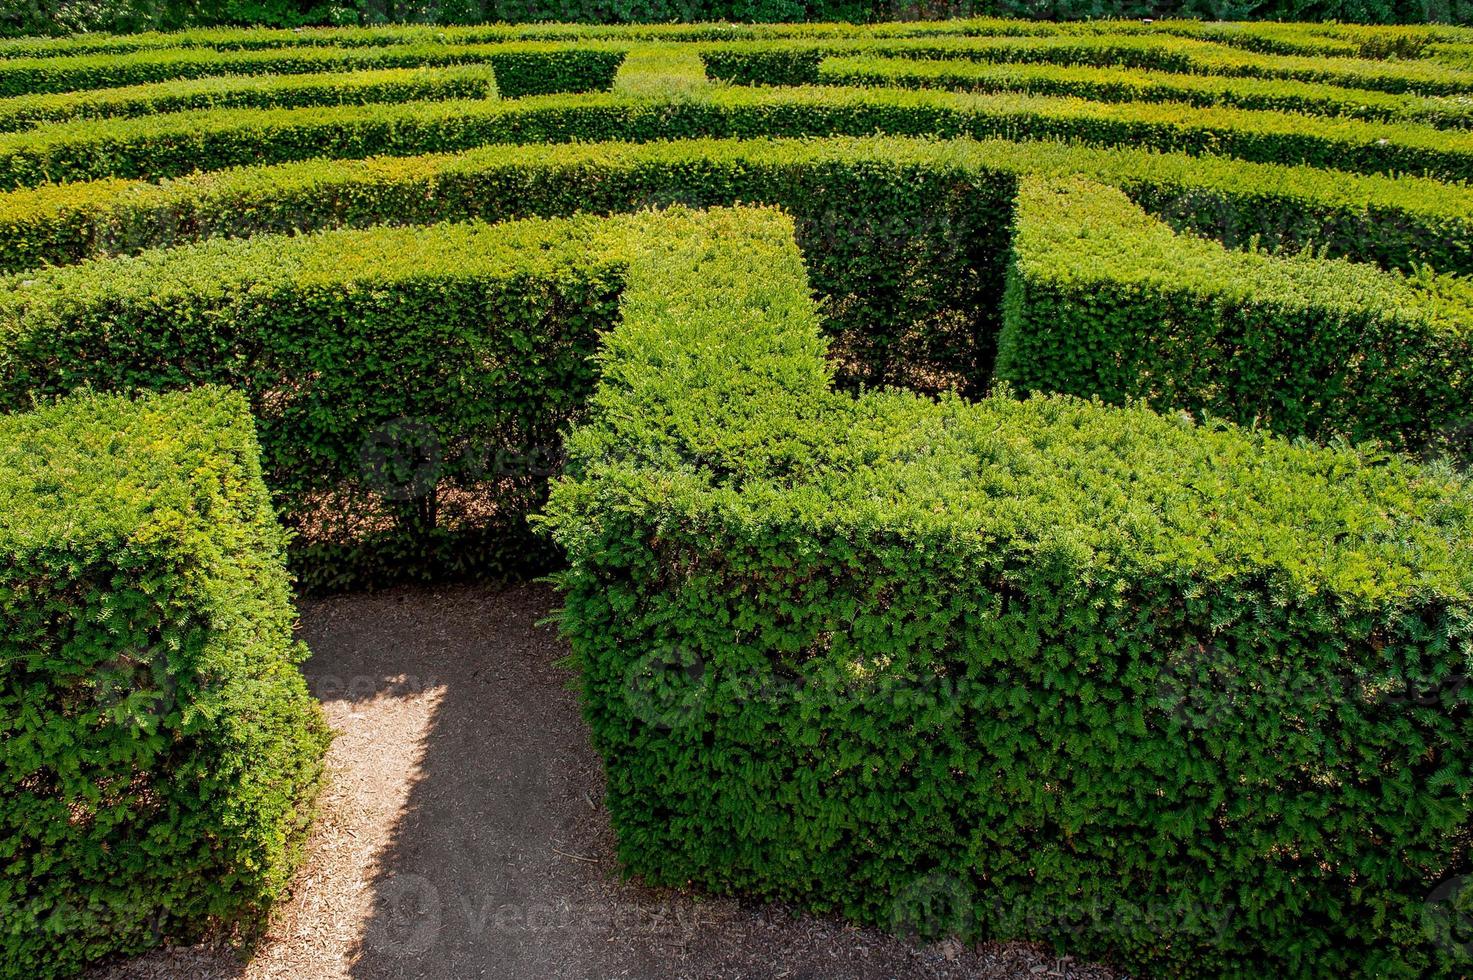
[
  {"left": 0, "top": 214, "right": 639, "bottom": 590},
  {"left": 816, "top": 56, "right": 1473, "bottom": 128},
  {"left": 997, "top": 175, "right": 1473, "bottom": 454},
  {"left": 0, "top": 387, "right": 329, "bottom": 978},
  {"left": 0, "top": 42, "right": 624, "bottom": 98},
  {"left": 1, "top": 85, "right": 1469, "bottom": 193},
  {"left": 699, "top": 34, "right": 1473, "bottom": 95},
  {"left": 541, "top": 202, "right": 1473, "bottom": 980},
  {"left": 0, "top": 136, "right": 1467, "bottom": 403},
  {"left": 0, "top": 64, "right": 501, "bottom": 132}
]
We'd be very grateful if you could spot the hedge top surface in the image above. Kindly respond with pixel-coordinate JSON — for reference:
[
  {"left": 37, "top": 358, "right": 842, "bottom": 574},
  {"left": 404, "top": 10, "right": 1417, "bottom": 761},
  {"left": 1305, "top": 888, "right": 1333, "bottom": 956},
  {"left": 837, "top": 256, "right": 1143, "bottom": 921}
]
[
  {"left": 546, "top": 193, "right": 1473, "bottom": 611},
  {"left": 0, "top": 19, "right": 1458, "bottom": 60},
  {"left": 814, "top": 391, "right": 1472, "bottom": 604},
  {"left": 0, "top": 385, "right": 262, "bottom": 551},
  {"left": 567, "top": 379, "right": 1473, "bottom": 611},
  {"left": 0, "top": 64, "right": 502, "bottom": 129},
  {"left": 0, "top": 209, "right": 614, "bottom": 309},
  {"left": 1009, "top": 173, "right": 1472, "bottom": 334},
  {"left": 3, "top": 82, "right": 1471, "bottom": 190}
]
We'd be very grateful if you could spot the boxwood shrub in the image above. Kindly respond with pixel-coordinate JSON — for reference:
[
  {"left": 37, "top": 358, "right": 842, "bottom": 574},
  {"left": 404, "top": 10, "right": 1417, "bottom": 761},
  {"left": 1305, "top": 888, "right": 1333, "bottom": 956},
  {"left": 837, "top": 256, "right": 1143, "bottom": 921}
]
[
  {"left": 996, "top": 175, "right": 1473, "bottom": 454},
  {"left": 0, "top": 386, "right": 329, "bottom": 978},
  {"left": 542, "top": 201, "right": 1473, "bottom": 979}
]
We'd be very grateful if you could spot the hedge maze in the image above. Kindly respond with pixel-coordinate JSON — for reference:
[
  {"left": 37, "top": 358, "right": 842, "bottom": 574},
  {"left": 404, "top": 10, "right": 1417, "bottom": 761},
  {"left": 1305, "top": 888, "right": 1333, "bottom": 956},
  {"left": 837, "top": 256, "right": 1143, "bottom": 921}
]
[{"left": 2, "top": 17, "right": 1472, "bottom": 979}]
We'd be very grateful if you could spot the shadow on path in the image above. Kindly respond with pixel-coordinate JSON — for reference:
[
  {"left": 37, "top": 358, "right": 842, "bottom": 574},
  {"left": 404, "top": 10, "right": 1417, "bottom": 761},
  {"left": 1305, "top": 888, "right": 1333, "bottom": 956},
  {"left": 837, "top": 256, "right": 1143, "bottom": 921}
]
[
  {"left": 312, "top": 583, "right": 1116, "bottom": 980},
  {"left": 90, "top": 582, "right": 1114, "bottom": 980}
]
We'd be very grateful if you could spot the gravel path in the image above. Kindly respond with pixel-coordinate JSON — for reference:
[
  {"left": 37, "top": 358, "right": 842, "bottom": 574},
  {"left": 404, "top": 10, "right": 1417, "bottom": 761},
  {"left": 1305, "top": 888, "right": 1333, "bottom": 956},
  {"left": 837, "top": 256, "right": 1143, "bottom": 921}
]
[{"left": 90, "top": 583, "right": 1118, "bottom": 980}]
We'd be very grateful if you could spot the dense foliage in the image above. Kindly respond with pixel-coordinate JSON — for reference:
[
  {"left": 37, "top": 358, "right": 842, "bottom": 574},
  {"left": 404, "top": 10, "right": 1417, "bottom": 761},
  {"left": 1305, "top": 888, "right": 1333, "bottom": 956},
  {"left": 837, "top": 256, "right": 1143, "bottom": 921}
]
[
  {"left": 998, "top": 174, "right": 1473, "bottom": 453},
  {"left": 0, "top": 215, "right": 629, "bottom": 589},
  {"left": 1, "top": 83, "right": 1469, "bottom": 195},
  {"left": 0, "top": 42, "right": 623, "bottom": 97},
  {"left": 0, "top": 387, "right": 329, "bottom": 978},
  {"left": 4, "top": 17, "right": 1473, "bottom": 978},
  {"left": 3, "top": 0, "right": 1468, "bottom": 38},
  {"left": 542, "top": 204, "right": 1473, "bottom": 979}
]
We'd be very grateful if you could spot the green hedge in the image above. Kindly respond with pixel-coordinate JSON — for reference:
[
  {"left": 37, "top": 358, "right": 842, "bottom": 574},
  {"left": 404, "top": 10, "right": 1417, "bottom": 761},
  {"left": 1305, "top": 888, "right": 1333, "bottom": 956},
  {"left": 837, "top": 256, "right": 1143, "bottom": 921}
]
[
  {"left": 818, "top": 55, "right": 1473, "bottom": 128},
  {"left": 0, "top": 214, "right": 642, "bottom": 590},
  {"left": 3, "top": 135, "right": 1468, "bottom": 279},
  {"left": 997, "top": 175, "right": 1473, "bottom": 453},
  {"left": 0, "top": 42, "right": 623, "bottom": 98},
  {"left": 0, "top": 135, "right": 1468, "bottom": 396},
  {"left": 0, "top": 64, "right": 499, "bottom": 132},
  {"left": 542, "top": 198, "right": 1473, "bottom": 978},
  {"left": 1, "top": 85, "right": 1469, "bottom": 191},
  {"left": 0, "top": 19, "right": 1455, "bottom": 54},
  {"left": 0, "top": 386, "right": 329, "bottom": 978},
  {"left": 702, "top": 34, "right": 1473, "bottom": 95},
  {"left": 482, "top": 47, "right": 624, "bottom": 97},
  {"left": 701, "top": 46, "right": 824, "bottom": 85}
]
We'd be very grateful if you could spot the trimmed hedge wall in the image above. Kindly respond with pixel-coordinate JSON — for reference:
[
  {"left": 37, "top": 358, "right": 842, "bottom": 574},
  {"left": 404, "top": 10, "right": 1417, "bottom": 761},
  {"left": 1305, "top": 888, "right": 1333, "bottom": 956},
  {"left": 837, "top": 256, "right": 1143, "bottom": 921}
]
[
  {"left": 0, "top": 65, "right": 500, "bottom": 132},
  {"left": 4, "top": 5, "right": 1473, "bottom": 39},
  {"left": 701, "top": 34, "right": 1473, "bottom": 95},
  {"left": 0, "top": 214, "right": 636, "bottom": 590},
  {"left": 542, "top": 201, "right": 1473, "bottom": 978},
  {"left": 997, "top": 175, "right": 1473, "bottom": 454},
  {"left": 2, "top": 136, "right": 1468, "bottom": 280},
  {"left": 817, "top": 55, "right": 1473, "bottom": 128},
  {"left": 0, "top": 386, "right": 329, "bottom": 977},
  {"left": 0, "top": 135, "right": 1468, "bottom": 406},
  {"left": 0, "top": 19, "right": 1445, "bottom": 59},
  {"left": 0, "top": 42, "right": 623, "bottom": 98},
  {"left": 1, "top": 85, "right": 1469, "bottom": 191}
]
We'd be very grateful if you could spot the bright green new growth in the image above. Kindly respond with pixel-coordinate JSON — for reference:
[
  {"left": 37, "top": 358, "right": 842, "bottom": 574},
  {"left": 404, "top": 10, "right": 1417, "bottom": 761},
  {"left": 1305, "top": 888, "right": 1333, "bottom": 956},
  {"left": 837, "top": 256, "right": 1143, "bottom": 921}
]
[{"left": 0, "top": 387, "right": 330, "bottom": 979}]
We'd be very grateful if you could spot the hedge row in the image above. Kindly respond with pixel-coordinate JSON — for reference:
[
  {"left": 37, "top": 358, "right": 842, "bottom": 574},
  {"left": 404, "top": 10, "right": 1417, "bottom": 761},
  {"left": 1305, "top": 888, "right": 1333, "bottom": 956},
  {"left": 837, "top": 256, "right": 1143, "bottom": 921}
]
[
  {"left": 0, "top": 42, "right": 623, "bottom": 98},
  {"left": 0, "top": 134, "right": 1467, "bottom": 394},
  {"left": 5, "top": 134, "right": 1467, "bottom": 278},
  {"left": 0, "top": 64, "right": 498, "bottom": 132},
  {"left": 2, "top": 85, "right": 1469, "bottom": 192},
  {"left": 0, "top": 212, "right": 657, "bottom": 590},
  {"left": 818, "top": 55, "right": 1473, "bottom": 128},
  {"left": 700, "top": 34, "right": 1473, "bottom": 95},
  {"left": 0, "top": 19, "right": 1450, "bottom": 60},
  {"left": 541, "top": 199, "right": 1473, "bottom": 979},
  {"left": 997, "top": 175, "right": 1473, "bottom": 454},
  {"left": 0, "top": 386, "right": 330, "bottom": 977}
]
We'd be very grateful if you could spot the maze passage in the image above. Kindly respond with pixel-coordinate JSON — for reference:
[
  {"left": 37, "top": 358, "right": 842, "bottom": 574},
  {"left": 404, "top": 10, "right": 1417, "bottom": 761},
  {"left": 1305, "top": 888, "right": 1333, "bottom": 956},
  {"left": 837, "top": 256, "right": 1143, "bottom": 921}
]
[{"left": 2, "top": 18, "right": 1471, "bottom": 980}]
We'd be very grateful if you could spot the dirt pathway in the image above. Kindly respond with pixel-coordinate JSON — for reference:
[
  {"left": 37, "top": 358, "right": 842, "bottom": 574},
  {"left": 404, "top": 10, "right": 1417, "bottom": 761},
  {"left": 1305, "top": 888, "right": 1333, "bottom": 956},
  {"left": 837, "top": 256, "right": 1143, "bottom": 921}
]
[{"left": 92, "top": 583, "right": 1116, "bottom": 980}]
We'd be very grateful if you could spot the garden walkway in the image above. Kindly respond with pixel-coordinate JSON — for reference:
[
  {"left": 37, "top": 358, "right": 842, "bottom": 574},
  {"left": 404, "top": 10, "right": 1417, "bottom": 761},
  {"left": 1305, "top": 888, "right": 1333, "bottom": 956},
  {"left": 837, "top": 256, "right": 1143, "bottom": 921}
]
[{"left": 91, "top": 583, "right": 1113, "bottom": 980}]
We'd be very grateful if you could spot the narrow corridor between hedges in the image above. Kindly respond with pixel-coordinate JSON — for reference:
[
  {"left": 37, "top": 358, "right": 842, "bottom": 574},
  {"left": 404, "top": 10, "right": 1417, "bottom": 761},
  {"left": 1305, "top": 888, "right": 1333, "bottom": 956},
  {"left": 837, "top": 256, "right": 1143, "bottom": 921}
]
[{"left": 89, "top": 583, "right": 1113, "bottom": 980}]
